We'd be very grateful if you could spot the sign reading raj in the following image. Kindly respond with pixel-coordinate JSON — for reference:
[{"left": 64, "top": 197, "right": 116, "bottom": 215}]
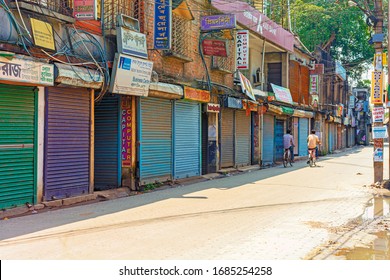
[{"left": 0, "top": 56, "right": 54, "bottom": 86}]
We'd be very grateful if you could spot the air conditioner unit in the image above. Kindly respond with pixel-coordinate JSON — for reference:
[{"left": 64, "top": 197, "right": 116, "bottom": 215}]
[{"left": 117, "top": 14, "right": 140, "bottom": 32}]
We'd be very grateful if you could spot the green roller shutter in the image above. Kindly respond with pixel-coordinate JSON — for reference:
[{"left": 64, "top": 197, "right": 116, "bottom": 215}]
[{"left": 0, "top": 84, "right": 36, "bottom": 209}]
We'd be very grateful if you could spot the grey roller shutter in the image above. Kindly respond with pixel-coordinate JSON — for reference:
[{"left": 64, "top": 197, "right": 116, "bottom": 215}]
[
  {"left": 235, "top": 110, "right": 250, "bottom": 166},
  {"left": 221, "top": 108, "right": 234, "bottom": 168}
]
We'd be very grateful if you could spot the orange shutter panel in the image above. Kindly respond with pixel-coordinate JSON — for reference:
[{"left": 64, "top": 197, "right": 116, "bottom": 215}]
[
  {"left": 289, "top": 61, "right": 300, "bottom": 103},
  {"left": 300, "top": 65, "right": 310, "bottom": 105}
]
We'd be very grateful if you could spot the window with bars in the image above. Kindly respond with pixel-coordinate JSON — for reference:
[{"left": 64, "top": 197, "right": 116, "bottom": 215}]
[
  {"left": 166, "top": 13, "right": 193, "bottom": 60},
  {"left": 103, "top": 0, "right": 141, "bottom": 31},
  {"left": 6, "top": 0, "right": 73, "bottom": 17}
]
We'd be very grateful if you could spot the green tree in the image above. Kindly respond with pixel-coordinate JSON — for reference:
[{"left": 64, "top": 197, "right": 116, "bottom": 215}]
[{"left": 290, "top": 0, "right": 375, "bottom": 79}]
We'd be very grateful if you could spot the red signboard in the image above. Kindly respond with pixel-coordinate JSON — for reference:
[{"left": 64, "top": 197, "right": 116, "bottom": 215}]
[
  {"left": 184, "top": 86, "right": 211, "bottom": 102},
  {"left": 201, "top": 39, "right": 228, "bottom": 57},
  {"left": 121, "top": 97, "right": 132, "bottom": 167}
]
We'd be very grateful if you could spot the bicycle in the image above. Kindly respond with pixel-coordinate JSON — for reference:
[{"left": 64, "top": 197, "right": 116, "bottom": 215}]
[
  {"left": 308, "top": 148, "right": 317, "bottom": 167},
  {"left": 283, "top": 148, "right": 293, "bottom": 167}
]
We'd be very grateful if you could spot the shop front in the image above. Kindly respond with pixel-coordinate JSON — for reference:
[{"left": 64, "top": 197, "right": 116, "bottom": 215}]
[
  {"left": 44, "top": 63, "right": 103, "bottom": 200},
  {"left": 137, "top": 83, "right": 182, "bottom": 186},
  {"left": 0, "top": 55, "right": 54, "bottom": 209},
  {"left": 173, "top": 87, "right": 209, "bottom": 179}
]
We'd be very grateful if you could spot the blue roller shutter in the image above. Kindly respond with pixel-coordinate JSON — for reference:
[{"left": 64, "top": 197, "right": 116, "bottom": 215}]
[
  {"left": 173, "top": 100, "right": 201, "bottom": 179},
  {"left": 262, "top": 114, "right": 274, "bottom": 164},
  {"left": 298, "top": 118, "right": 309, "bottom": 156},
  {"left": 139, "top": 97, "right": 172, "bottom": 185},
  {"left": 0, "top": 85, "right": 36, "bottom": 209},
  {"left": 275, "top": 120, "right": 284, "bottom": 161},
  {"left": 329, "top": 124, "right": 334, "bottom": 152},
  {"left": 94, "top": 94, "right": 120, "bottom": 190},
  {"left": 44, "top": 87, "right": 91, "bottom": 200},
  {"left": 221, "top": 108, "right": 234, "bottom": 168},
  {"left": 235, "top": 110, "right": 250, "bottom": 167}
]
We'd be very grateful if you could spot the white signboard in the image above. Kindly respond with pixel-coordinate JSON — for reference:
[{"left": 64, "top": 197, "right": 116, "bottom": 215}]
[
  {"left": 309, "top": 75, "right": 318, "bottom": 95},
  {"left": 110, "top": 53, "right": 153, "bottom": 96},
  {"left": 117, "top": 27, "right": 148, "bottom": 59},
  {"left": 372, "top": 126, "right": 388, "bottom": 139},
  {"left": 0, "top": 56, "right": 54, "bottom": 86},
  {"left": 372, "top": 106, "right": 385, "bottom": 123},
  {"left": 236, "top": 30, "right": 249, "bottom": 70}
]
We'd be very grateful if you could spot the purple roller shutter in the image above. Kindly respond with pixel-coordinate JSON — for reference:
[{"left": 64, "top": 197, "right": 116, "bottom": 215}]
[{"left": 44, "top": 87, "right": 91, "bottom": 200}]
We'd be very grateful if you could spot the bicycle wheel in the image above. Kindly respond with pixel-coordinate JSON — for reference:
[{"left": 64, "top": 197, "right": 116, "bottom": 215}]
[
  {"left": 309, "top": 155, "right": 315, "bottom": 167},
  {"left": 288, "top": 154, "right": 293, "bottom": 166},
  {"left": 283, "top": 152, "right": 287, "bottom": 168}
]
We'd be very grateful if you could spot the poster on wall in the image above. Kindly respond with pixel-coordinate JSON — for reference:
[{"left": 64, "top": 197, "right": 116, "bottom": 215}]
[
  {"left": 73, "top": 0, "right": 96, "bottom": 20},
  {"left": 236, "top": 30, "right": 249, "bottom": 69},
  {"left": 374, "top": 148, "right": 383, "bottom": 162}
]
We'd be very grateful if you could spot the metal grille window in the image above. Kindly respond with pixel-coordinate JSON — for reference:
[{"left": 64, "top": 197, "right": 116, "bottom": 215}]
[
  {"left": 170, "top": 13, "right": 192, "bottom": 59},
  {"left": 7, "top": 0, "right": 73, "bottom": 16},
  {"left": 211, "top": 41, "right": 234, "bottom": 73},
  {"left": 103, "top": 0, "right": 141, "bottom": 31}
]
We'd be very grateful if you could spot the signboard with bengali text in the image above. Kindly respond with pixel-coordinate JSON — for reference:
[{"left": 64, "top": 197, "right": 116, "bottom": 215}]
[
  {"left": 201, "top": 39, "right": 228, "bottom": 57},
  {"left": 200, "top": 14, "right": 236, "bottom": 31},
  {"left": 184, "top": 87, "right": 210, "bottom": 103}
]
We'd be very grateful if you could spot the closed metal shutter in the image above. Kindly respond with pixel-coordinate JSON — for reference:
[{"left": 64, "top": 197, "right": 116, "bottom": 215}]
[
  {"left": 298, "top": 118, "right": 309, "bottom": 156},
  {"left": 262, "top": 114, "right": 274, "bottom": 164},
  {"left": 328, "top": 124, "right": 334, "bottom": 152},
  {"left": 94, "top": 94, "right": 120, "bottom": 190},
  {"left": 44, "top": 87, "right": 90, "bottom": 200},
  {"left": 275, "top": 119, "right": 284, "bottom": 161},
  {"left": 235, "top": 110, "right": 250, "bottom": 167},
  {"left": 0, "top": 85, "right": 36, "bottom": 209},
  {"left": 139, "top": 97, "right": 172, "bottom": 185},
  {"left": 221, "top": 108, "right": 234, "bottom": 168},
  {"left": 173, "top": 100, "right": 201, "bottom": 179}
]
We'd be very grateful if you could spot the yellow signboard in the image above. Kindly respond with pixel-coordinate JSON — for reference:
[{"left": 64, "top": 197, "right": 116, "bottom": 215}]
[
  {"left": 371, "top": 71, "right": 383, "bottom": 104},
  {"left": 30, "top": 18, "right": 55, "bottom": 50}
]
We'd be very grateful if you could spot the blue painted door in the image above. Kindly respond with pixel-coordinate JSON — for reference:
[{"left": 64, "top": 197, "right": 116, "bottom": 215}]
[
  {"left": 173, "top": 100, "right": 201, "bottom": 179},
  {"left": 44, "top": 87, "right": 91, "bottom": 200},
  {"left": 275, "top": 119, "right": 284, "bottom": 161},
  {"left": 298, "top": 118, "right": 309, "bottom": 156},
  {"left": 262, "top": 114, "right": 274, "bottom": 164},
  {"left": 138, "top": 97, "right": 172, "bottom": 185},
  {"left": 94, "top": 94, "right": 120, "bottom": 190}
]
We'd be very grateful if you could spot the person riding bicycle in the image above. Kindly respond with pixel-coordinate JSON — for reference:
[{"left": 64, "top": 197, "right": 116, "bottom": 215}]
[
  {"left": 283, "top": 129, "right": 295, "bottom": 162},
  {"left": 307, "top": 130, "right": 321, "bottom": 164}
]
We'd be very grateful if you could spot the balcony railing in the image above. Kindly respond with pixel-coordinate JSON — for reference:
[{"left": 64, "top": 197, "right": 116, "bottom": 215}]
[{"left": 6, "top": 0, "right": 73, "bottom": 17}]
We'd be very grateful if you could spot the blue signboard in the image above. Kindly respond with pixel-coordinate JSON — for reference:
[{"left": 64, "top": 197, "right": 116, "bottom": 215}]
[
  {"left": 225, "top": 97, "right": 242, "bottom": 109},
  {"left": 200, "top": 14, "right": 236, "bottom": 31},
  {"left": 154, "top": 0, "right": 172, "bottom": 50}
]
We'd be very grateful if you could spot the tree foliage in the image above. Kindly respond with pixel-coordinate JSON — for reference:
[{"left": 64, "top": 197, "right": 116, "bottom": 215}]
[{"left": 286, "top": 0, "right": 378, "bottom": 80}]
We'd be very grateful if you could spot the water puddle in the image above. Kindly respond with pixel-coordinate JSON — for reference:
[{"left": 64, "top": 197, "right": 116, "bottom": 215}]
[{"left": 336, "top": 196, "right": 390, "bottom": 260}]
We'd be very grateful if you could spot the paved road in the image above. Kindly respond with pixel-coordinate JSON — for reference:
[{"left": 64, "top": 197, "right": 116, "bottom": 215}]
[{"left": 0, "top": 146, "right": 385, "bottom": 259}]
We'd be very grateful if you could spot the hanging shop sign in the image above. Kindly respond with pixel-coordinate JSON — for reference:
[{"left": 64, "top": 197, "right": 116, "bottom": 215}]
[
  {"left": 30, "top": 18, "right": 55, "bottom": 50},
  {"left": 224, "top": 97, "right": 242, "bottom": 109},
  {"left": 73, "top": 0, "right": 96, "bottom": 20},
  {"left": 211, "top": 0, "right": 294, "bottom": 52},
  {"left": 200, "top": 14, "right": 236, "bottom": 31},
  {"left": 372, "top": 107, "right": 385, "bottom": 123},
  {"left": 270, "top": 83, "right": 293, "bottom": 104},
  {"left": 0, "top": 55, "right": 54, "bottom": 86},
  {"left": 201, "top": 39, "right": 228, "bottom": 57},
  {"left": 236, "top": 30, "right": 249, "bottom": 70},
  {"left": 372, "top": 126, "right": 388, "bottom": 139},
  {"left": 238, "top": 71, "right": 255, "bottom": 101},
  {"left": 153, "top": 0, "right": 172, "bottom": 50},
  {"left": 117, "top": 27, "right": 148, "bottom": 59},
  {"left": 206, "top": 103, "right": 220, "bottom": 113},
  {"left": 242, "top": 100, "right": 258, "bottom": 111},
  {"left": 184, "top": 86, "right": 210, "bottom": 102},
  {"left": 121, "top": 97, "right": 132, "bottom": 167},
  {"left": 54, "top": 63, "right": 103, "bottom": 89},
  {"left": 371, "top": 71, "right": 383, "bottom": 104},
  {"left": 309, "top": 75, "right": 319, "bottom": 95},
  {"left": 311, "top": 94, "right": 319, "bottom": 108},
  {"left": 349, "top": 95, "right": 355, "bottom": 109},
  {"left": 109, "top": 53, "right": 153, "bottom": 96}
]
